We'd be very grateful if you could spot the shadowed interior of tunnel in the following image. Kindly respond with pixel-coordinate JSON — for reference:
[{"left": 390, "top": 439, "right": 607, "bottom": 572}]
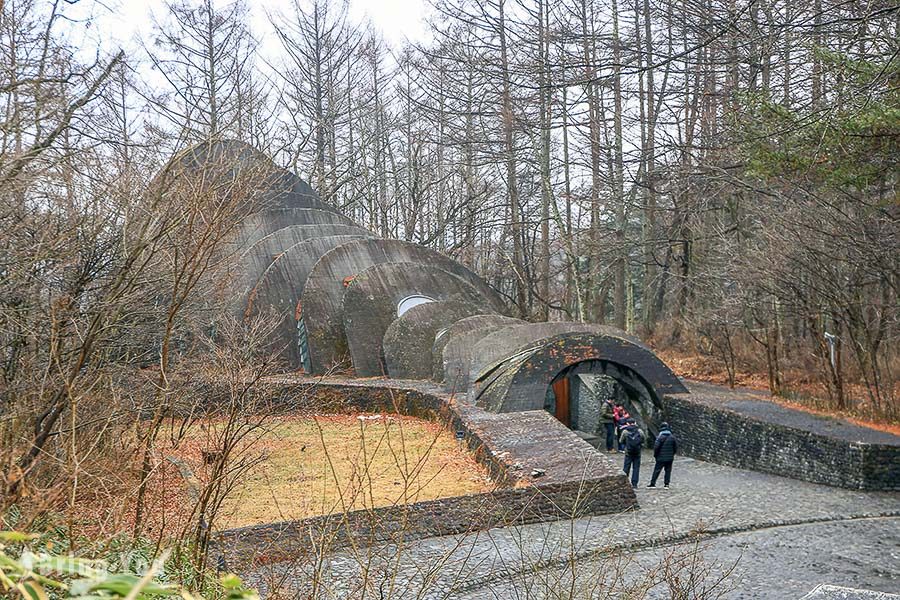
[{"left": 546, "top": 359, "right": 664, "bottom": 447}]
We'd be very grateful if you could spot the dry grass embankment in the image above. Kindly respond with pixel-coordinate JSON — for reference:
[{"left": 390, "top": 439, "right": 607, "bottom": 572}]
[
  {"left": 656, "top": 347, "right": 900, "bottom": 435},
  {"left": 164, "top": 413, "right": 493, "bottom": 529}
]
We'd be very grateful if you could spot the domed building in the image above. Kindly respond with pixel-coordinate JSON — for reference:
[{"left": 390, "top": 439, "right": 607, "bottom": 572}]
[{"left": 165, "top": 139, "right": 686, "bottom": 444}]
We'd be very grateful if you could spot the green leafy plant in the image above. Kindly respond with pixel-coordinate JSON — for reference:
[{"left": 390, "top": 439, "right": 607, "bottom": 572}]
[{"left": 0, "top": 532, "right": 258, "bottom": 600}]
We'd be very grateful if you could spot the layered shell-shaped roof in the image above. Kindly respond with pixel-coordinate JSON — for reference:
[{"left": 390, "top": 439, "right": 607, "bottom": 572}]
[{"left": 166, "top": 140, "right": 686, "bottom": 418}]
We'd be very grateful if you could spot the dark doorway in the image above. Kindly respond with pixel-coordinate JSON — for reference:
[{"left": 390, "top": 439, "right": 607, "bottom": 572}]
[{"left": 546, "top": 359, "right": 663, "bottom": 447}]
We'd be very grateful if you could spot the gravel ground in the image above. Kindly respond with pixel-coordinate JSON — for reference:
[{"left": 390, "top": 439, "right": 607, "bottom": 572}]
[{"left": 242, "top": 451, "right": 900, "bottom": 598}]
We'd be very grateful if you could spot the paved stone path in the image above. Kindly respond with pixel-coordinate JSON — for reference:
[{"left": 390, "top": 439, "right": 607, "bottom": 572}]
[{"left": 244, "top": 451, "right": 900, "bottom": 598}]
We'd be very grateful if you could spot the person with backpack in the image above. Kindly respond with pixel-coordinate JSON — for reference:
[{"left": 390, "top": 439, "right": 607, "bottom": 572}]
[
  {"left": 648, "top": 422, "right": 678, "bottom": 489},
  {"left": 619, "top": 418, "right": 643, "bottom": 487},
  {"left": 599, "top": 398, "right": 616, "bottom": 452}
]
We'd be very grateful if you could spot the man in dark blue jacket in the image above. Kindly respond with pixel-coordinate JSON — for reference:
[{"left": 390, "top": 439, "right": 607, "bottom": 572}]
[
  {"left": 647, "top": 422, "right": 678, "bottom": 489},
  {"left": 619, "top": 418, "right": 643, "bottom": 487}
]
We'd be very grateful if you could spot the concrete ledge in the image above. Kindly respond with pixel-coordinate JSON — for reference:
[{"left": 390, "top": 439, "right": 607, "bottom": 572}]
[
  {"left": 663, "top": 382, "right": 900, "bottom": 491},
  {"left": 210, "top": 376, "right": 636, "bottom": 566}
]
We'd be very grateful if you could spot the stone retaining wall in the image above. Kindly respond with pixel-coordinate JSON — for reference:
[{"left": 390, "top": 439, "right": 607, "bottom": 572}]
[
  {"left": 214, "top": 474, "right": 632, "bottom": 567},
  {"left": 210, "top": 377, "right": 637, "bottom": 566},
  {"left": 662, "top": 390, "right": 899, "bottom": 491}
]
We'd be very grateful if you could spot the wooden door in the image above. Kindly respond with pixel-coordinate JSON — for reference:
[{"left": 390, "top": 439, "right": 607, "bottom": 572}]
[{"left": 552, "top": 377, "right": 570, "bottom": 426}]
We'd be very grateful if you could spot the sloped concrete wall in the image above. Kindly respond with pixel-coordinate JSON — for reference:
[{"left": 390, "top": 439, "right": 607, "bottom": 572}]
[
  {"left": 302, "top": 238, "right": 506, "bottom": 374},
  {"left": 383, "top": 300, "right": 486, "bottom": 379}
]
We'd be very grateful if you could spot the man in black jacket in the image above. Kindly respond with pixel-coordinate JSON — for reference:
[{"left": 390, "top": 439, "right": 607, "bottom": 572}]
[
  {"left": 619, "top": 418, "right": 643, "bottom": 487},
  {"left": 648, "top": 422, "right": 678, "bottom": 489}
]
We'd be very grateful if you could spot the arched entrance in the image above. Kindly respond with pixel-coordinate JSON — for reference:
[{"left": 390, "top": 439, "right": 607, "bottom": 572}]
[{"left": 547, "top": 359, "right": 663, "bottom": 446}]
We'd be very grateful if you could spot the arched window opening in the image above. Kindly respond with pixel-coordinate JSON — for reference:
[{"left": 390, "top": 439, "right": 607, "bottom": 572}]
[{"left": 397, "top": 294, "right": 435, "bottom": 317}]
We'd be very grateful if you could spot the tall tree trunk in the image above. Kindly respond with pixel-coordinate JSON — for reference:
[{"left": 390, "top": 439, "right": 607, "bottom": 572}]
[
  {"left": 561, "top": 61, "right": 579, "bottom": 319},
  {"left": 498, "top": 0, "right": 527, "bottom": 317},
  {"left": 537, "top": 0, "right": 551, "bottom": 320},
  {"left": 611, "top": 0, "right": 626, "bottom": 330},
  {"left": 581, "top": 0, "right": 603, "bottom": 323},
  {"left": 313, "top": 5, "right": 326, "bottom": 195},
  {"left": 640, "top": 0, "right": 658, "bottom": 333}
]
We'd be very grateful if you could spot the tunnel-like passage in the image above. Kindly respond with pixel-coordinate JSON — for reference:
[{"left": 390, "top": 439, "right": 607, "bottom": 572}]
[
  {"left": 547, "top": 359, "right": 664, "bottom": 445},
  {"left": 471, "top": 330, "right": 687, "bottom": 444}
]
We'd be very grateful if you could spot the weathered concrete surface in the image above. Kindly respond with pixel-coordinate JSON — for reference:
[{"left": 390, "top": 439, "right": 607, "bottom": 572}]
[
  {"left": 247, "top": 235, "right": 371, "bottom": 318},
  {"left": 466, "top": 322, "right": 644, "bottom": 390},
  {"left": 240, "top": 452, "right": 900, "bottom": 599},
  {"left": 301, "top": 238, "right": 506, "bottom": 374},
  {"left": 243, "top": 235, "right": 372, "bottom": 366},
  {"left": 433, "top": 314, "right": 523, "bottom": 385},
  {"left": 163, "top": 143, "right": 688, "bottom": 423},
  {"left": 664, "top": 381, "right": 900, "bottom": 490},
  {"left": 341, "top": 263, "right": 491, "bottom": 377},
  {"left": 162, "top": 140, "right": 336, "bottom": 213},
  {"left": 229, "top": 223, "right": 369, "bottom": 259},
  {"left": 473, "top": 331, "right": 687, "bottom": 412},
  {"left": 228, "top": 208, "right": 357, "bottom": 249},
  {"left": 226, "top": 227, "right": 368, "bottom": 308},
  {"left": 383, "top": 300, "right": 486, "bottom": 380}
]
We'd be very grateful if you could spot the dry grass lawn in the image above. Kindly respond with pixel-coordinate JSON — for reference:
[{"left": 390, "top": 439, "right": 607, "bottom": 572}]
[{"left": 168, "top": 414, "right": 493, "bottom": 529}]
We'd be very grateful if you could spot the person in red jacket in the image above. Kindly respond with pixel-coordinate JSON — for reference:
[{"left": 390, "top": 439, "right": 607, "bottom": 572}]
[{"left": 613, "top": 403, "right": 630, "bottom": 452}]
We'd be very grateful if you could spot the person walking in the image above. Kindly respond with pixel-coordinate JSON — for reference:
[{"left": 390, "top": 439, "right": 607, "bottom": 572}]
[
  {"left": 599, "top": 398, "right": 616, "bottom": 452},
  {"left": 619, "top": 418, "right": 644, "bottom": 487},
  {"left": 648, "top": 422, "right": 678, "bottom": 489}
]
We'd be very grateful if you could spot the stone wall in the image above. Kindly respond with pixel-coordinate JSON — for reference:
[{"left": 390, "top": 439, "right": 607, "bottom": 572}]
[
  {"left": 214, "top": 475, "right": 633, "bottom": 567},
  {"left": 860, "top": 444, "right": 900, "bottom": 491},
  {"left": 662, "top": 386, "right": 900, "bottom": 491},
  {"left": 209, "top": 376, "right": 637, "bottom": 566}
]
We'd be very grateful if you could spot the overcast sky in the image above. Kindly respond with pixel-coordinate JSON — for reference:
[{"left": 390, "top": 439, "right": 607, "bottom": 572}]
[{"left": 70, "top": 0, "right": 430, "bottom": 57}]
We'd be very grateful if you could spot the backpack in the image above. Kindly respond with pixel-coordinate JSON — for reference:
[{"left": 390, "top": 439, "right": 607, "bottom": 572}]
[{"left": 625, "top": 428, "right": 644, "bottom": 454}]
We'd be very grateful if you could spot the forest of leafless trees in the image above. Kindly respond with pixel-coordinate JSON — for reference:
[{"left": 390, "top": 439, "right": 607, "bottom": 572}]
[
  {"left": 0, "top": 0, "right": 897, "bottom": 527},
  {"left": 0, "top": 0, "right": 896, "bottom": 596}
]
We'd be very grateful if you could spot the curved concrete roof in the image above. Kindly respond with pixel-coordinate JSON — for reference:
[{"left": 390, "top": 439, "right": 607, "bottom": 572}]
[
  {"left": 341, "top": 262, "right": 490, "bottom": 377},
  {"left": 382, "top": 300, "right": 485, "bottom": 380},
  {"left": 225, "top": 224, "right": 371, "bottom": 313},
  {"left": 163, "top": 140, "right": 336, "bottom": 213},
  {"left": 236, "top": 223, "right": 369, "bottom": 257},
  {"left": 300, "top": 238, "right": 506, "bottom": 374},
  {"left": 434, "top": 314, "right": 523, "bottom": 386},
  {"left": 229, "top": 209, "right": 357, "bottom": 249},
  {"left": 156, "top": 140, "right": 690, "bottom": 419},
  {"left": 472, "top": 331, "right": 687, "bottom": 412},
  {"left": 467, "top": 322, "right": 643, "bottom": 390},
  {"left": 244, "top": 234, "right": 371, "bottom": 366}
]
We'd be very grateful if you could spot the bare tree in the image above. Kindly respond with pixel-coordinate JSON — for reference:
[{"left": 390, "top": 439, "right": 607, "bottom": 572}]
[{"left": 146, "top": 0, "right": 263, "bottom": 143}]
